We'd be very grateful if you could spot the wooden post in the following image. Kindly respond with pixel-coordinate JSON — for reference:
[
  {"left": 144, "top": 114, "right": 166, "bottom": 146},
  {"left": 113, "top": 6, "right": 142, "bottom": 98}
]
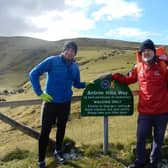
[
  {"left": 0, "top": 112, "right": 55, "bottom": 145},
  {"left": 0, "top": 96, "right": 81, "bottom": 145},
  {"left": 0, "top": 96, "right": 81, "bottom": 107}
]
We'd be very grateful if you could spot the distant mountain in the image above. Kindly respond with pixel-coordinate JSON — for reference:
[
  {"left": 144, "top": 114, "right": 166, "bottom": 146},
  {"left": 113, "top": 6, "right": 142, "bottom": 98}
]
[{"left": 0, "top": 36, "right": 141, "bottom": 89}]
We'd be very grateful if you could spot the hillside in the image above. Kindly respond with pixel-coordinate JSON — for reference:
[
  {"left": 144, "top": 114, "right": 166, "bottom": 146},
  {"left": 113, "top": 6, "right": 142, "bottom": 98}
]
[
  {"left": 0, "top": 36, "right": 139, "bottom": 168},
  {"left": 0, "top": 36, "right": 140, "bottom": 89},
  {"left": 1, "top": 37, "right": 168, "bottom": 168},
  {"left": 0, "top": 37, "right": 58, "bottom": 88}
]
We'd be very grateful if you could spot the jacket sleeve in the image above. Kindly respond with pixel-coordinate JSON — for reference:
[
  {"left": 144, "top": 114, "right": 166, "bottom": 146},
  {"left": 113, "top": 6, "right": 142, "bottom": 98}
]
[
  {"left": 73, "top": 65, "right": 85, "bottom": 88},
  {"left": 29, "top": 57, "right": 51, "bottom": 96},
  {"left": 112, "top": 65, "right": 138, "bottom": 85}
]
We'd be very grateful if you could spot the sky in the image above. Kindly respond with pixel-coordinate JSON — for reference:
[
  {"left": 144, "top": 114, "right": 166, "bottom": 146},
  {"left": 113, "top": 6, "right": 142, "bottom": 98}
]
[{"left": 0, "top": 0, "right": 168, "bottom": 45}]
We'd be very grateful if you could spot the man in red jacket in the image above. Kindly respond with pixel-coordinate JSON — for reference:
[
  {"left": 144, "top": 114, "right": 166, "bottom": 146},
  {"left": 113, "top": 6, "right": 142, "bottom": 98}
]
[{"left": 100, "top": 39, "right": 168, "bottom": 168}]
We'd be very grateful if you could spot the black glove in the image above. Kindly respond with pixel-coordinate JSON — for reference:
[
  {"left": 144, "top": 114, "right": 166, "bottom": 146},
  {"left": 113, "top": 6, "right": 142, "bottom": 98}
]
[{"left": 97, "top": 73, "right": 112, "bottom": 80}]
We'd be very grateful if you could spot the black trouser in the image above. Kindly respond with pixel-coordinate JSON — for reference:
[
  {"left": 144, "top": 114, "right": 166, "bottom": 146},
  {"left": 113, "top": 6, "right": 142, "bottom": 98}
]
[{"left": 38, "top": 101, "right": 70, "bottom": 162}]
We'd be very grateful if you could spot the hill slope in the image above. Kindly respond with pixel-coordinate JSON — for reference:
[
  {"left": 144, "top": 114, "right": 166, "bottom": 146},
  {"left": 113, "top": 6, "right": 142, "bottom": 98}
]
[
  {"left": 0, "top": 37, "right": 140, "bottom": 89},
  {"left": 0, "top": 37, "right": 58, "bottom": 88},
  {"left": 1, "top": 37, "right": 168, "bottom": 168}
]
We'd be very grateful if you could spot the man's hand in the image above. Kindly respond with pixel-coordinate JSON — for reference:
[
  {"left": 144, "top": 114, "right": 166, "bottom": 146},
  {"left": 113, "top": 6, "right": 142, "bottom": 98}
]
[
  {"left": 85, "top": 81, "right": 94, "bottom": 87},
  {"left": 97, "top": 73, "right": 112, "bottom": 80},
  {"left": 39, "top": 93, "right": 53, "bottom": 102}
]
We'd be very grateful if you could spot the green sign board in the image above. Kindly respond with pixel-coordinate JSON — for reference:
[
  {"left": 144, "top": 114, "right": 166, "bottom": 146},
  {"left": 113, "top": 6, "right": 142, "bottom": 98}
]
[{"left": 81, "top": 79, "right": 133, "bottom": 116}]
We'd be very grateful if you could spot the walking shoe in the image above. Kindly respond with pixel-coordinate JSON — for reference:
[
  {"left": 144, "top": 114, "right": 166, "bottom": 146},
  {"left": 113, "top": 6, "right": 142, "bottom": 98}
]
[
  {"left": 38, "top": 161, "right": 46, "bottom": 168},
  {"left": 54, "top": 149, "right": 66, "bottom": 164},
  {"left": 127, "top": 162, "right": 146, "bottom": 168}
]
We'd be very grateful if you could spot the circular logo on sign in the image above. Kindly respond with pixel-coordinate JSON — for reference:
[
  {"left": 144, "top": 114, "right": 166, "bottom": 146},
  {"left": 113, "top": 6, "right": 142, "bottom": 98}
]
[{"left": 101, "top": 80, "right": 110, "bottom": 89}]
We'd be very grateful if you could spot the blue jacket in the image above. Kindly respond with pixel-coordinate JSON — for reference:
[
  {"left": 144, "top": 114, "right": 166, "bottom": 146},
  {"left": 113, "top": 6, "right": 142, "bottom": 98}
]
[{"left": 29, "top": 55, "right": 86, "bottom": 103}]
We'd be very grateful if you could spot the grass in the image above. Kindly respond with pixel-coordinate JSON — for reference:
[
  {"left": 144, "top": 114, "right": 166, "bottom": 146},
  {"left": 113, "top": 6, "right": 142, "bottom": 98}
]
[
  {"left": 1, "top": 46, "right": 167, "bottom": 167},
  {"left": 0, "top": 140, "right": 131, "bottom": 168}
]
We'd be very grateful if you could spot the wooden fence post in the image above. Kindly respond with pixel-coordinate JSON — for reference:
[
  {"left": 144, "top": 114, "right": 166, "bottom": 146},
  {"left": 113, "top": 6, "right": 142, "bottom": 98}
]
[{"left": 0, "top": 112, "right": 55, "bottom": 145}]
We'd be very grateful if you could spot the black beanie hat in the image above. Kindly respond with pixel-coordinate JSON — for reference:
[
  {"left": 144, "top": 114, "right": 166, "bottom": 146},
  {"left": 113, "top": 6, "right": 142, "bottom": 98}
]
[
  {"left": 63, "top": 41, "right": 78, "bottom": 55},
  {"left": 139, "top": 39, "right": 156, "bottom": 53}
]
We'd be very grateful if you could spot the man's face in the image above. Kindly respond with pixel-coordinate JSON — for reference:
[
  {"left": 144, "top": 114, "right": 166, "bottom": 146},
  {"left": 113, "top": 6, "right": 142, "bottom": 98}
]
[
  {"left": 142, "top": 49, "right": 155, "bottom": 62},
  {"left": 63, "top": 48, "right": 76, "bottom": 60}
]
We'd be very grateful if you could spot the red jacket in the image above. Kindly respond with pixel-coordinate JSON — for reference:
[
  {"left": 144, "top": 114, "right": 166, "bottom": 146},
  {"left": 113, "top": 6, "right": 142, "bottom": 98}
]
[{"left": 112, "top": 60, "right": 168, "bottom": 115}]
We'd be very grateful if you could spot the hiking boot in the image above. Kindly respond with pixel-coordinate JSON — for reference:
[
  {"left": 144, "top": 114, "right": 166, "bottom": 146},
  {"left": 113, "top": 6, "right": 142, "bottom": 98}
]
[
  {"left": 38, "top": 161, "right": 46, "bottom": 168},
  {"left": 54, "top": 149, "right": 66, "bottom": 164},
  {"left": 127, "top": 162, "right": 146, "bottom": 168}
]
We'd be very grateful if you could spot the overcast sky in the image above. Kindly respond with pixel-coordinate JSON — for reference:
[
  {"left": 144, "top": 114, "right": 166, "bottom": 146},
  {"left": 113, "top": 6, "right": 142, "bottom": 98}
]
[{"left": 0, "top": 0, "right": 168, "bottom": 44}]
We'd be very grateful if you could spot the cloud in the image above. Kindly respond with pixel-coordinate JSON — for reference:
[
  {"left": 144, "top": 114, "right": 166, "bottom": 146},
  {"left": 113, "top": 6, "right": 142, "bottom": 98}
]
[
  {"left": 92, "top": 0, "right": 142, "bottom": 21},
  {"left": 26, "top": 0, "right": 142, "bottom": 41},
  {"left": 0, "top": 0, "right": 95, "bottom": 40},
  {"left": 65, "top": 0, "right": 92, "bottom": 8},
  {"left": 104, "top": 27, "right": 162, "bottom": 42},
  {"left": 0, "top": 0, "right": 67, "bottom": 36},
  {"left": 26, "top": 10, "right": 95, "bottom": 41},
  {"left": 0, "top": 0, "right": 143, "bottom": 41}
]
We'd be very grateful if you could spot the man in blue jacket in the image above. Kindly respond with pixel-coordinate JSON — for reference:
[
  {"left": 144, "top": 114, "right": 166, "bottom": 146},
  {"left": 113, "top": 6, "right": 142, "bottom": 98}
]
[{"left": 29, "top": 41, "right": 87, "bottom": 168}]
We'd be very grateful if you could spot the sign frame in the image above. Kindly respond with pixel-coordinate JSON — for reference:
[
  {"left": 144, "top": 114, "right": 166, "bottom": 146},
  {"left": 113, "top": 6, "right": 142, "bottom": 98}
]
[{"left": 81, "top": 79, "right": 134, "bottom": 116}]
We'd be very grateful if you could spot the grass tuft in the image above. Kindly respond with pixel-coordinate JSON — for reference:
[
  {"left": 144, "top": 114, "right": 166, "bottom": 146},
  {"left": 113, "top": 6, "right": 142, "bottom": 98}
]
[{"left": 2, "top": 148, "right": 30, "bottom": 162}]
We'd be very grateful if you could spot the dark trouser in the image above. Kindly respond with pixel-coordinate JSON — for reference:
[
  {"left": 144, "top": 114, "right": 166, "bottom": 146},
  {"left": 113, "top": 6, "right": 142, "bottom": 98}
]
[
  {"left": 38, "top": 101, "right": 70, "bottom": 162},
  {"left": 135, "top": 113, "right": 168, "bottom": 165}
]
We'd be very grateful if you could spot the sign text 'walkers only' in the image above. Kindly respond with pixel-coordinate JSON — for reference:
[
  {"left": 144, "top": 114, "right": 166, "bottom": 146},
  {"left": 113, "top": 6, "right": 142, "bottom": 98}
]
[{"left": 81, "top": 79, "right": 134, "bottom": 116}]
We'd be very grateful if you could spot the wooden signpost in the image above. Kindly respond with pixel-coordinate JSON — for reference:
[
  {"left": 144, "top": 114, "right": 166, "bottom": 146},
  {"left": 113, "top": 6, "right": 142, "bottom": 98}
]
[{"left": 81, "top": 79, "right": 134, "bottom": 154}]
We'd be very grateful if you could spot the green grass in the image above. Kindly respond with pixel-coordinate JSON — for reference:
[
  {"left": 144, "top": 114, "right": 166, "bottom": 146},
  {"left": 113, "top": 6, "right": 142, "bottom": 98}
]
[
  {"left": 0, "top": 47, "right": 150, "bottom": 167},
  {"left": 0, "top": 140, "right": 131, "bottom": 168}
]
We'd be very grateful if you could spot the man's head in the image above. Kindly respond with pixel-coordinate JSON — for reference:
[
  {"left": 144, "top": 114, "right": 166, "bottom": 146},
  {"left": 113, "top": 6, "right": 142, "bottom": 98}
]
[
  {"left": 62, "top": 41, "right": 78, "bottom": 61},
  {"left": 139, "top": 39, "right": 156, "bottom": 63},
  {"left": 63, "top": 41, "right": 78, "bottom": 54}
]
